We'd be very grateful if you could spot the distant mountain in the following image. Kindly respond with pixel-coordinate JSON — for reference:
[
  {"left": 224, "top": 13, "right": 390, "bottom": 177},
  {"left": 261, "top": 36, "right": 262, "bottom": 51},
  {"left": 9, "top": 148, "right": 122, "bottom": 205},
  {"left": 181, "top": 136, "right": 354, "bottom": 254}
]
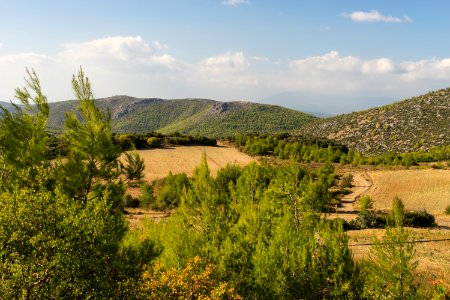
[
  {"left": 0, "top": 101, "right": 15, "bottom": 111},
  {"left": 298, "top": 88, "right": 450, "bottom": 155},
  {"left": 47, "top": 96, "right": 317, "bottom": 136}
]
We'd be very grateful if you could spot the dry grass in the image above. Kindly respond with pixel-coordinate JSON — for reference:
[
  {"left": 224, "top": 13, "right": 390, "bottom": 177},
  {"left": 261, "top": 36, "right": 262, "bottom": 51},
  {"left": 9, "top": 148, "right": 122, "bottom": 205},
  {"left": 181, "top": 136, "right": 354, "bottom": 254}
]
[
  {"left": 130, "top": 145, "right": 255, "bottom": 182},
  {"left": 365, "top": 169, "right": 450, "bottom": 215},
  {"left": 348, "top": 228, "right": 450, "bottom": 287}
]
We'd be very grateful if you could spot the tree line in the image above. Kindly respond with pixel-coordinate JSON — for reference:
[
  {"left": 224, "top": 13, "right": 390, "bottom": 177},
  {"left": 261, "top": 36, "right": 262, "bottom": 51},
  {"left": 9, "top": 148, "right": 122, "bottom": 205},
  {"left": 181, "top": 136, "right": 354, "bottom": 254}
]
[{"left": 229, "top": 133, "right": 450, "bottom": 167}]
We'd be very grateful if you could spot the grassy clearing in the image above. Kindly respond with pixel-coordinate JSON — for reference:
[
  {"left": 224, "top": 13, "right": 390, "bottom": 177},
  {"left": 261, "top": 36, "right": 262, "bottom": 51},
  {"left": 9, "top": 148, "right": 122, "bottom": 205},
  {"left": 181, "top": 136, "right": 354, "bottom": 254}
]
[{"left": 365, "top": 169, "right": 450, "bottom": 215}]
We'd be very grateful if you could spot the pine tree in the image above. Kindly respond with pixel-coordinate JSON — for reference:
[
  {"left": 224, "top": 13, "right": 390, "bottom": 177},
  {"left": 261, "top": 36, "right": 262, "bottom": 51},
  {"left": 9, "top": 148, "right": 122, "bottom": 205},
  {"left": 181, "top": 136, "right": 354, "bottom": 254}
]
[
  {"left": 0, "top": 69, "right": 49, "bottom": 188},
  {"left": 364, "top": 197, "right": 418, "bottom": 299},
  {"left": 57, "top": 68, "right": 125, "bottom": 208}
]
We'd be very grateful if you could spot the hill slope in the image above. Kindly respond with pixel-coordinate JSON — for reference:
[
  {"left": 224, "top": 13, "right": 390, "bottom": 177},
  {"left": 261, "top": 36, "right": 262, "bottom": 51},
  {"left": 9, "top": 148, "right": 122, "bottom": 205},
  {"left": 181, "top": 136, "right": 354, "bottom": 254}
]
[
  {"left": 298, "top": 88, "right": 450, "bottom": 155},
  {"left": 47, "top": 96, "right": 316, "bottom": 136}
]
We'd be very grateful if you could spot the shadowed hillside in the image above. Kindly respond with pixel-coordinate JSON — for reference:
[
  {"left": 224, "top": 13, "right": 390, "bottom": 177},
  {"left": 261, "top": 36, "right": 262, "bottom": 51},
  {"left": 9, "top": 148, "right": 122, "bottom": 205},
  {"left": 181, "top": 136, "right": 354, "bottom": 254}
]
[
  {"left": 47, "top": 96, "right": 317, "bottom": 136},
  {"left": 298, "top": 88, "right": 450, "bottom": 155}
]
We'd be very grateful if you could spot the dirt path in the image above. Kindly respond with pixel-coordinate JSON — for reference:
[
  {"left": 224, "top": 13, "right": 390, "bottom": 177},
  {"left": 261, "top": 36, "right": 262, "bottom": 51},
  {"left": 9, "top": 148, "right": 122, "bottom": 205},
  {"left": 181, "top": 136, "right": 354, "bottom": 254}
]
[{"left": 338, "top": 172, "right": 373, "bottom": 212}]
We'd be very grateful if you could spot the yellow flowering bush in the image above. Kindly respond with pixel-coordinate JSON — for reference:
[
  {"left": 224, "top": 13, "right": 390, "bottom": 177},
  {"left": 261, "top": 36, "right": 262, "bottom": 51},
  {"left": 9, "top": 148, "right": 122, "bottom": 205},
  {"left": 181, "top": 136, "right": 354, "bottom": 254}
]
[{"left": 140, "top": 257, "right": 242, "bottom": 299}]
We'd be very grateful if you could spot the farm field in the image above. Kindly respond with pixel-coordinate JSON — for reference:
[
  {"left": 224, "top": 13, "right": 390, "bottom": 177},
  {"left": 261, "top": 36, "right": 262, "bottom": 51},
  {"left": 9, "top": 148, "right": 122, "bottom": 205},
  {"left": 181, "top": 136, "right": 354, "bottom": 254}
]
[
  {"left": 364, "top": 169, "right": 450, "bottom": 216},
  {"left": 132, "top": 144, "right": 255, "bottom": 182}
]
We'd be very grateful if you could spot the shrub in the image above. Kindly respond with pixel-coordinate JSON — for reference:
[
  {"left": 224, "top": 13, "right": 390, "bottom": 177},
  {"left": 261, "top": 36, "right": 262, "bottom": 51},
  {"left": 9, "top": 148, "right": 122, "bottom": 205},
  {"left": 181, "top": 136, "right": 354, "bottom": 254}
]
[
  {"left": 359, "top": 195, "right": 373, "bottom": 211},
  {"left": 139, "top": 182, "right": 155, "bottom": 207},
  {"left": 403, "top": 211, "right": 436, "bottom": 228},
  {"left": 446, "top": 205, "right": 450, "bottom": 215},
  {"left": 147, "top": 137, "right": 162, "bottom": 148},
  {"left": 124, "top": 194, "right": 140, "bottom": 208},
  {"left": 339, "top": 174, "right": 353, "bottom": 189},
  {"left": 348, "top": 210, "right": 386, "bottom": 229}
]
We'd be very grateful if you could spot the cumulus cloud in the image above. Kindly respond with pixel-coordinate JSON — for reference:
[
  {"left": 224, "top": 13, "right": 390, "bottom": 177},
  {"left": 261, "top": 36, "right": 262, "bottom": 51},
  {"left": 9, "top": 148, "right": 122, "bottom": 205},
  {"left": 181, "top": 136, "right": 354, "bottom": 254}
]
[
  {"left": 342, "top": 10, "right": 412, "bottom": 23},
  {"left": 222, "top": 0, "right": 249, "bottom": 7}
]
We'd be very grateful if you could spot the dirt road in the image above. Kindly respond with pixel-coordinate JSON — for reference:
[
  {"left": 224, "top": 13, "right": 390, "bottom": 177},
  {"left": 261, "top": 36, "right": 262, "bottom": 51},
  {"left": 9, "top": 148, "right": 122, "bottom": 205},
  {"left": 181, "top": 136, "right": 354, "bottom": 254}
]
[{"left": 338, "top": 172, "right": 373, "bottom": 212}]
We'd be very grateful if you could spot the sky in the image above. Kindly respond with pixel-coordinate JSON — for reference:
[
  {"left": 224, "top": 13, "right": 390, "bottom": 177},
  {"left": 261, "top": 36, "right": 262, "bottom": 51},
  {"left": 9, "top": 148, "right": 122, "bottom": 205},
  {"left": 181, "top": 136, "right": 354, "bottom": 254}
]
[{"left": 1, "top": 0, "right": 450, "bottom": 114}]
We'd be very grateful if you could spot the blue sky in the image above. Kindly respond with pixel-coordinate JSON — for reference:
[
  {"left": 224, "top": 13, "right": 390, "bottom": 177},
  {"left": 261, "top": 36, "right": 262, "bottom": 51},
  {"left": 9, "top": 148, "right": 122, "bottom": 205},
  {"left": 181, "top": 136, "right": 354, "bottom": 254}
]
[{"left": 1, "top": 0, "right": 450, "bottom": 113}]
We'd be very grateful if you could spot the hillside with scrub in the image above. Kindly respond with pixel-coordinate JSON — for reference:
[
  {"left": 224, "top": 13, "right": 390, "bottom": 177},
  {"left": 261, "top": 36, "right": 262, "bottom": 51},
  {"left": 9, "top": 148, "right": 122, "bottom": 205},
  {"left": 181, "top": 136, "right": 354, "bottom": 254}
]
[
  {"left": 47, "top": 96, "right": 317, "bottom": 136},
  {"left": 297, "top": 88, "right": 450, "bottom": 155}
]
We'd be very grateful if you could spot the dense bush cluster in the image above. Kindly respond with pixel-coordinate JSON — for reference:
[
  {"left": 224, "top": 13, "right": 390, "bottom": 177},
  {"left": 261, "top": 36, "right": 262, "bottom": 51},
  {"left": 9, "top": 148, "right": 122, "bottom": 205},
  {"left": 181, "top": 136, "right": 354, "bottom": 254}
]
[{"left": 345, "top": 209, "right": 435, "bottom": 230}]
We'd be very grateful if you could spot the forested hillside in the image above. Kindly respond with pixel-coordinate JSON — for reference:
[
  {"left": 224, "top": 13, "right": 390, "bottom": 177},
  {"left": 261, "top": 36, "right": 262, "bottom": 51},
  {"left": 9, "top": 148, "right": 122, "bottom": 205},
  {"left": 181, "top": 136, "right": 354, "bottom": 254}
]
[
  {"left": 47, "top": 96, "right": 316, "bottom": 136},
  {"left": 298, "top": 89, "right": 450, "bottom": 155}
]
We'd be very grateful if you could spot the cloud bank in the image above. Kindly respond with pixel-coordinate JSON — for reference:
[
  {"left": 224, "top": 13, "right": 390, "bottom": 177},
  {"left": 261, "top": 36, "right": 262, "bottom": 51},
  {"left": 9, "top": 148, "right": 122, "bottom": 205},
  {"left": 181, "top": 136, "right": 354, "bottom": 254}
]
[{"left": 1, "top": 36, "right": 449, "bottom": 113}]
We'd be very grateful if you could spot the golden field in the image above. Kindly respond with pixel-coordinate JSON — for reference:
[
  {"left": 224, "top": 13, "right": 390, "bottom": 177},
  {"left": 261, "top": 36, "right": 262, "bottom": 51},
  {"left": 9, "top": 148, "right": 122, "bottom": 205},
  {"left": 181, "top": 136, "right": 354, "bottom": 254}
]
[
  {"left": 131, "top": 144, "right": 255, "bottom": 182},
  {"left": 365, "top": 169, "right": 450, "bottom": 215}
]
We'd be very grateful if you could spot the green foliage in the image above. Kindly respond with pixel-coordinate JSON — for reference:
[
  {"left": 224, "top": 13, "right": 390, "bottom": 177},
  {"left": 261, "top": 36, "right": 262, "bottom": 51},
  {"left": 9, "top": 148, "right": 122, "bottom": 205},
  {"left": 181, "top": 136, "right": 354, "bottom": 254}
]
[
  {"left": 151, "top": 172, "right": 190, "bottom": 210},
  {"left": 389, "top": 196, "right": 406, "bottom": 227},
  {"left": 124, "top": 194, "right": 140, "bottom": 208},
  {"left": 139, "top": 182, "right": 155, "bottom": 207},
  {"left": 144, "top": 159, "right": 363, "bottom": 299},
  {"left": 231, "top": 133, "right": 450, "bottom": 166},
  {"left": 359, "top": 195, "right": 374, "bottom": 211},
  {"left": 403, "top": 210, "right": 436, "bottom": 228},
  {"left": 57, "top": 68, "right": 125, "bottom": 207},
  {"left": 215, "top": 163, "right": 243, "bottom": 195},
  {"left": 122, "top": 151, "right": 145, "bottom": 183},
  {"left": 348, "top": 210, "right": 386, "bottom": 230},
  {"left": 0, "top": 168, "right": 131, "bottom": 299},
  {"left": 0, "top": 69, "right": 49, "bottom": 186},
  {"left": 147, "top": 136, "right": 161, "bottom": 148}
]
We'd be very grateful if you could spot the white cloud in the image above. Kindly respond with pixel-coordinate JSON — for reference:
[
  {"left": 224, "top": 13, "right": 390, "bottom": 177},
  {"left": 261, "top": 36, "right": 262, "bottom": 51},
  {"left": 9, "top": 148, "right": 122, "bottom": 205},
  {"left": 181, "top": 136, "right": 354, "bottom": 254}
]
[
  {"left": 222, "top": 0, "right": 249, "bottom": 7},
  {"left": 342, "top": 10, "right": 412, "bottom": 23},
  {"left": 290, "top": 51, "right": 397, "bottom": 75},
  {"left": 0, "top": 42, "right": 3, "bottom": 49},
  {"left": 199, "top": 52, "right": 249, "bottom": 73},
  {"left": 60, "top": 36, "right": 166, "bottom": 62},
  {"left": 0, "top": 53, "right": 50, "bottom": 64},
  {"left": 251, "top": 56, "right": 270, "bottom": 62}
]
